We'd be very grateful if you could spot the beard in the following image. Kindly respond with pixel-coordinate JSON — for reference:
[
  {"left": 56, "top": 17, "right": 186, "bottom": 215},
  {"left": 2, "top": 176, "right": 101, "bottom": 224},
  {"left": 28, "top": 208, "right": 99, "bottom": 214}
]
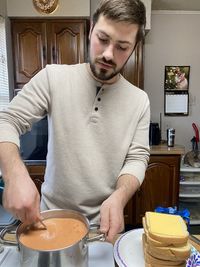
[{"left": 89, "top": 57, "right": 123, "bottom": 81}]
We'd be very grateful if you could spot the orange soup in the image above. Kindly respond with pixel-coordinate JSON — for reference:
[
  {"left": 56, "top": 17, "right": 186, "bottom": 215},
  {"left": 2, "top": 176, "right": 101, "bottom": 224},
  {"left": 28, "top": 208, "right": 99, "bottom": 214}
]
[{"left": 19, "top": 218, "right": 88, "bottom": 250}]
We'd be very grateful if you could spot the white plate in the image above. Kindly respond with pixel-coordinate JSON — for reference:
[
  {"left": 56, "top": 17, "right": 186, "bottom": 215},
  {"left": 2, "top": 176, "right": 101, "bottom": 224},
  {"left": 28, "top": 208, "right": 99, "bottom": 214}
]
[{"left": 114, "top": 228, "right": 144, "bottom": 267}]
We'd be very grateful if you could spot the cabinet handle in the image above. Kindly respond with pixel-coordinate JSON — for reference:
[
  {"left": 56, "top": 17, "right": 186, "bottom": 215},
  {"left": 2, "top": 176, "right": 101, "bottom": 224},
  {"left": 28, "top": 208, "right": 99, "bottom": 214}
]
[{"left": 43, "top": 46, "right": 46, "bottom": 61}]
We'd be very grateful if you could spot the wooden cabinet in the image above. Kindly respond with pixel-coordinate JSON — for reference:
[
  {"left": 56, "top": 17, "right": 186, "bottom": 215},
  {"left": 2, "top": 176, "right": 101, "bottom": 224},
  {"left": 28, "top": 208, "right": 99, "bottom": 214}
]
[
  {"left": 121, "top": 40, "right": 144, "bottom": 89},
  {"left": 124, "top": 154, "right": 181, "bottom": 228},
  {"left": 11, "top": 19, "right": 88, "bottom": 88},
  {"left": 26, "top": 165, "right": 45, "bottom": 194},
  {"left": 11, "top": 19, "right": 143, "bottom": 90}
]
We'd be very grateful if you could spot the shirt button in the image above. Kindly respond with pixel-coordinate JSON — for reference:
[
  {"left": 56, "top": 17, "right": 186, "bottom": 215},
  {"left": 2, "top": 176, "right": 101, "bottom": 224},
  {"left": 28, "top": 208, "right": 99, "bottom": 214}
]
[
  {"left": 95, "top": 107, "right": 98, "bottom": 111},
  {"left": 97, "top": 98, "right": 101, "bottom": 101}
]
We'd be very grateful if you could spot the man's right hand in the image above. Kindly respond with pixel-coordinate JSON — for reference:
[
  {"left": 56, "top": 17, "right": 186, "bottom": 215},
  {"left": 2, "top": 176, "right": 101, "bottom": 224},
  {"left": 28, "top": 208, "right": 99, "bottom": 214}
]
[
  {"left": 0, "top": 142, "right": 41, "bottom": 224},
  {"left": 3, "top": 172, "right": 41, "bottom": 223}
]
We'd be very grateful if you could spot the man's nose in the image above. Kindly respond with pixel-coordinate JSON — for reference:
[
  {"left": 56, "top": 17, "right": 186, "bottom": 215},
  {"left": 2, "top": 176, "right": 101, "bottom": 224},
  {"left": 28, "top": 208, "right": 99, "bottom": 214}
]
[{"left": 102, "top": 44, "right": 114, "bottom": 62}]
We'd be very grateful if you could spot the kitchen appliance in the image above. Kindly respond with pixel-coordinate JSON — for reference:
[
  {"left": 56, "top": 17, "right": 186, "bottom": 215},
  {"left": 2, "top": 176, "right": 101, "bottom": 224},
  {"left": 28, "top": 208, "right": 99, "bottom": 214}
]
[
  {"left": 20, "top": 116, "right": 48, "bottom": 160},
  {"left": 149, "top": 122, "right": 161, "bottom": 145}
]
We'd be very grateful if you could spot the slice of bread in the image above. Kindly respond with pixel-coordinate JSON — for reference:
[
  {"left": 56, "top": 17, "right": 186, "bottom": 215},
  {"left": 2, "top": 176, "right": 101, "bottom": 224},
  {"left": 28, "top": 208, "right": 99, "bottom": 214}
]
[
  {"left": 143, "top": 233, "right": 191, "bottom": 261},
  {"left": 145, "top": 262, "right": 186, "bottom": 267},
  {"left": 142, "top": 217, "right": 186, "bottom": 247},
  {"left": 145, "top": 212, "right": 188, "bottom": 245},
  {"left": 144, "top": 248, "right": 185, "bottom": 266}
]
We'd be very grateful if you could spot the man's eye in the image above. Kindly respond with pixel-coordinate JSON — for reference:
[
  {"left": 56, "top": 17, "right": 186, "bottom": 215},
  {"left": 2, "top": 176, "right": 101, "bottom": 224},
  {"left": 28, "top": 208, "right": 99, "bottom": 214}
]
[
  {"left": 117, "top": 46, "right": 128, "bottom": 51},
  {"left": 98, "top": 36, "right": 108, "bottom": 43}
]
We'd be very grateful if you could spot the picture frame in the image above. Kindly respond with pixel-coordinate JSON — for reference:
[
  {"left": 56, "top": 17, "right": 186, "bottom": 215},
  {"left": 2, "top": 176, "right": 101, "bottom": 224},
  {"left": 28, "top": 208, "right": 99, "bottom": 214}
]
[
  {"left": 164, "top": 66, "right": 190, "bottom": 116},
  {"left": 164, "top": 66, "right": 190, "bottom": 90}
]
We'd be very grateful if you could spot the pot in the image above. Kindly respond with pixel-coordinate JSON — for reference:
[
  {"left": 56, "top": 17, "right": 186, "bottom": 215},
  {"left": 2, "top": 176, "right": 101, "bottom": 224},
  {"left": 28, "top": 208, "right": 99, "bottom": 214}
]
[{"left": 0, "top": 209, "right": 105, "bottom": 267}]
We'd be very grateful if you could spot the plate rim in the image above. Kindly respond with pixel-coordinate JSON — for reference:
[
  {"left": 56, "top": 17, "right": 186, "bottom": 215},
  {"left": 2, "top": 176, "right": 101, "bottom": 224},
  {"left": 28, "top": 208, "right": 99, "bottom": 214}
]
[{"left": 113, "top": 228, "right": 144, "bottom": 267}]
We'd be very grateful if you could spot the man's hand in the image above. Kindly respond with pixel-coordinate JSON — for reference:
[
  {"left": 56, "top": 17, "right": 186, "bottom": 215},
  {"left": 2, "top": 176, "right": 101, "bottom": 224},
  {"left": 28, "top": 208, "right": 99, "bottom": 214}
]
[
  {"left": 3, "top": 172, "right": 41, "bottom": 223},
  {"left": 100, "top": 174, "right": 140, "bottom": 242},
  {"left": 0, "top": 142, "right": 41, "bottom": 224},
  {"left": 100, "top": 190, "right": 125, "bottom": 242}
]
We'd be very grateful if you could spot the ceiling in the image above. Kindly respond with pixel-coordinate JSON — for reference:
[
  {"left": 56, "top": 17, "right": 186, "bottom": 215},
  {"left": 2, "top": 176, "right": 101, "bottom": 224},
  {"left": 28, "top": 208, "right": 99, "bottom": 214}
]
[{"left": 152, "top": 0, "right": 200, "bottom": 11}]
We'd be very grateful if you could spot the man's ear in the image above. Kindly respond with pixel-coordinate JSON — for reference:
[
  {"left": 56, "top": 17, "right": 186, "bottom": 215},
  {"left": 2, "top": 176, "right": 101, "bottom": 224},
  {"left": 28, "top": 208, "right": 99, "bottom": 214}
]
[{"left": 89, "top": 22, "right": 94, "bottom": 40}]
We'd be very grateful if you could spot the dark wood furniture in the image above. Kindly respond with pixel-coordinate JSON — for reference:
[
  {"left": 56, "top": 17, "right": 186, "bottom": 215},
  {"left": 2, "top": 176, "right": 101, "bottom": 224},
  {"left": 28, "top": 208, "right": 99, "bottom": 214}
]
[
  {"left": 11, "top": 19, "right": 88, "bottom": 89},
  {"left": 10, "top": 18, "right": 144, "bottom": 91},
  {"left": 121, "top": 40, "right": 144, "bottom": 89},
  {"left": 124, "top": 145, "right": 184, "bottom": 229}
]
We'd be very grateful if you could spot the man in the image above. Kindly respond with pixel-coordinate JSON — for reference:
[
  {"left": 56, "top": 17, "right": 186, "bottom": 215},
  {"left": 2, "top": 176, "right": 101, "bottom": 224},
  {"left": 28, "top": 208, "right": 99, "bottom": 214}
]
[{"left": 0, "top": 0, "right": 150, "bottom": 242}]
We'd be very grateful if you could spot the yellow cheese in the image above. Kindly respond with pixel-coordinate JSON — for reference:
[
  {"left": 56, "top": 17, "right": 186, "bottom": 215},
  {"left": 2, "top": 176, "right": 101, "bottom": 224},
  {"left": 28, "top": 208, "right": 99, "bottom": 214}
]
[{"left": 145, "top": 212, "right": 188, "bottom": 244}]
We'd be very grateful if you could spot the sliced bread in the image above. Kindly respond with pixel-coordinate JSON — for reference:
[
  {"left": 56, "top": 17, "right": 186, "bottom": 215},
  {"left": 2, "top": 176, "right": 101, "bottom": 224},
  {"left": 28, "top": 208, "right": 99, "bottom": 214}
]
[{"left": 145, "top": 212, "right": 189, "bottom": 245}]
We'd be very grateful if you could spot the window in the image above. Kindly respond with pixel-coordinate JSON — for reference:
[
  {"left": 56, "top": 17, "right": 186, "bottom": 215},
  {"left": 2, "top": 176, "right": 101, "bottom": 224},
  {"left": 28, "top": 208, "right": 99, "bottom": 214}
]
[{"left": 0, "top": 16, "right": 9, "bottom": 111}]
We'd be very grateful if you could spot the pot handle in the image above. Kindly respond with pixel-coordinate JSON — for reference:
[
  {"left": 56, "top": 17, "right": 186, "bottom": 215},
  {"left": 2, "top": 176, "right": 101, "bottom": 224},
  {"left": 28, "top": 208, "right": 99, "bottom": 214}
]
[
  {"left": 87, "top": 223, "right": 106, "bottom": 243},
  {"left": 0, "top": 225, "right": 18, "bottom": 246}
]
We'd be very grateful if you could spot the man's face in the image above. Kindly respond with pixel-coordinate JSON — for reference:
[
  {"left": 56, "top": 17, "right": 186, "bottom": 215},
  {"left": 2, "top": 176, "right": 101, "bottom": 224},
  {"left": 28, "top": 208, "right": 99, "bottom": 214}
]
[{"left": 89, "top": 15, "right": 139, "bottom": 83}]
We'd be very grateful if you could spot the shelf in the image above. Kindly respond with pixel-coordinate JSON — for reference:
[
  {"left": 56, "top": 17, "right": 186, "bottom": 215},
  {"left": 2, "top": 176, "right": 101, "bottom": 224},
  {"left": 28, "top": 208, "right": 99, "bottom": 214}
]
[
  {"left": 179, "top": 193, "right": 200, "bottom": 201},
  {"left": 190, "top": 219, "right": 200, "bottom": 225},
  {"left": 180, "top": 181, "right": 200, "bottom": 185},
  {"left": 180, "top": 165, "right": 200, "bottom": 172}
]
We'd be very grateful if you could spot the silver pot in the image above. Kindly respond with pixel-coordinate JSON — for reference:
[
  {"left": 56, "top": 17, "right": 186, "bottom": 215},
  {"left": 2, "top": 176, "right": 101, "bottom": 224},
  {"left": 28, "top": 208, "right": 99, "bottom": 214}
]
[{"left": 1, "top": 209, "right": 105, "bottom": 267}]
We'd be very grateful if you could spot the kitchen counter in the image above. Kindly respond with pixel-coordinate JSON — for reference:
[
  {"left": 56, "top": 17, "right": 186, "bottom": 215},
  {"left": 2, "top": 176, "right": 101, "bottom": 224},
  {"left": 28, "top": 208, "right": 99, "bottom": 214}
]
[
  {"left": 150, "top": 143, "right": 185, "bottom": 155},
  {"left": 189, "top": 235, "right": 200, "bottom": 251}
]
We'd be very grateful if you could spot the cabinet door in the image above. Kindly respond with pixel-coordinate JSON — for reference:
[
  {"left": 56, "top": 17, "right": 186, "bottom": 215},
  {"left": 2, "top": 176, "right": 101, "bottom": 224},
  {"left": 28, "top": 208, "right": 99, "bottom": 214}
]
[
  {"left": 47, "top": 20, "right": 87, "bottom": 65},
  {"left": 132, "top": 155, "right": 181, "bottom": 227},
  {"left": 121, "top": 40, "right": 143, "bottom": 88},
  {"left": 11, "top": 20, "right": 47, "bottom": 88}
]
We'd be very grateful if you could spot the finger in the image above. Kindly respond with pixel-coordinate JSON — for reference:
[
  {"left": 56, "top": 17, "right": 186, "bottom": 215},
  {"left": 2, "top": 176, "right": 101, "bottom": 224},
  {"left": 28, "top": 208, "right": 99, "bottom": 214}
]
[
  {"left": 25, "top": 201, "right": 41, "bottom": 224},
  {"left": 106, "top": 222, "right": 122, "bottom": 243},
  {"left": 15, "top": 209, "right": 26, "bottom": 222},
  {"left": 100, "top": 205, "right": 110, "bottom": 233}
]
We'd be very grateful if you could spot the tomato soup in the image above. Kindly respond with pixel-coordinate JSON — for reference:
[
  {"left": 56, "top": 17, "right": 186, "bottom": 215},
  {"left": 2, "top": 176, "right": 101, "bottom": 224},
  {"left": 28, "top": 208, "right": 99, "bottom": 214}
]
[{"left": 19, "top": 218, "right": 88, "bottom": 250}]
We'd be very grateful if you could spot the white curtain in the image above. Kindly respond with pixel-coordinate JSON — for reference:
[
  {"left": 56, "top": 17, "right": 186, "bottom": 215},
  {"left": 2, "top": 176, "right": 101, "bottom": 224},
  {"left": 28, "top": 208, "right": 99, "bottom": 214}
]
[{"left": 0, "top": 15, "right": 9, "bottom": 111}]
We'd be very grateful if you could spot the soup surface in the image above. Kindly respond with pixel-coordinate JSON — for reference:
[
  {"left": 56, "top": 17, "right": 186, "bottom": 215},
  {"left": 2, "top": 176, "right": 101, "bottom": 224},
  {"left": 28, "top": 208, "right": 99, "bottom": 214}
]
[{"left": 19, "top": 217, "right": 88, "bottom": 250}]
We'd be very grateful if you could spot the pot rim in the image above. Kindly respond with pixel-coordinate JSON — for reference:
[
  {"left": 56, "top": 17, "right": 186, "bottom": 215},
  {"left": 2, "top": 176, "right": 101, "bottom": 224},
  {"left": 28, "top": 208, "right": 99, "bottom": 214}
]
[{"left": 16, "top": 208, "right": 90, "bottom": 252}]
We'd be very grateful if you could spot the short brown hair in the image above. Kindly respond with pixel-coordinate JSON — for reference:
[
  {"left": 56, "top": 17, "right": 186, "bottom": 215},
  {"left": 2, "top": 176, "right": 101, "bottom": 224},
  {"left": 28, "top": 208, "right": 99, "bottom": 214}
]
[{"left": 92, "top": 0, "right": 146, "bottom": 43}]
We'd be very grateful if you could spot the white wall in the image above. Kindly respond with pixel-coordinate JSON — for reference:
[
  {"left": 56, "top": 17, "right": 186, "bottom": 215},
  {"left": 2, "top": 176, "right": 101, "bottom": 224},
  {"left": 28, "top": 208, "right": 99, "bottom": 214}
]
[
  {"left": 6, "top": 0, "right": 90, "bottom": 17},
  {"left": 0, "top": 0, "right": 6, "bottom": 16},
  {"left": 144, "top": 11, "right": 200, "bottom": 152}
]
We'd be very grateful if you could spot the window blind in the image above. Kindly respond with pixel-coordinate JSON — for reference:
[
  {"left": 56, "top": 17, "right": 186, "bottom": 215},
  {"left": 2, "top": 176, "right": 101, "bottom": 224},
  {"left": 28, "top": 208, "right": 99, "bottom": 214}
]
[{"left": 0, "top": 16, "right": 9, "bottom": 111}]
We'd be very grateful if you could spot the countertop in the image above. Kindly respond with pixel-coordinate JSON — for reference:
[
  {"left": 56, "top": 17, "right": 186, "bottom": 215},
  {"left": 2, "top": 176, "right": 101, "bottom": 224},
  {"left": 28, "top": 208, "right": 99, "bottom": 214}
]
[{"left": 150, "top": 143, "right": 185, "bottom": 155}]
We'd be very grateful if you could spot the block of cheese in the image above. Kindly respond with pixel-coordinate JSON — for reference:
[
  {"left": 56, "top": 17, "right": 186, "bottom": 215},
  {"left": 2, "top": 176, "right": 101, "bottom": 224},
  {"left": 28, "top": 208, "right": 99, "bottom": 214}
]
[{"left": 145, "top": 212, "right": 189, "bottom": 245}]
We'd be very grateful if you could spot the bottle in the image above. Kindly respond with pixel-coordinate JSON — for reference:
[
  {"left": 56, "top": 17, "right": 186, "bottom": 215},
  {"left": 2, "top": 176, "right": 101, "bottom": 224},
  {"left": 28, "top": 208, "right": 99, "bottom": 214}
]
[{"left": 167, "top": 128, "right": 175, "bottom": 147}]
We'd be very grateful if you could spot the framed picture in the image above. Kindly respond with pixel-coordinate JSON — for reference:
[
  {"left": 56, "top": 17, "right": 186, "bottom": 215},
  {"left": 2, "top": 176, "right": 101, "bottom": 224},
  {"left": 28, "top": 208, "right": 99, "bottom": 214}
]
[{"left": 164, "top": 66, "right": 190, "bottom": 90}]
